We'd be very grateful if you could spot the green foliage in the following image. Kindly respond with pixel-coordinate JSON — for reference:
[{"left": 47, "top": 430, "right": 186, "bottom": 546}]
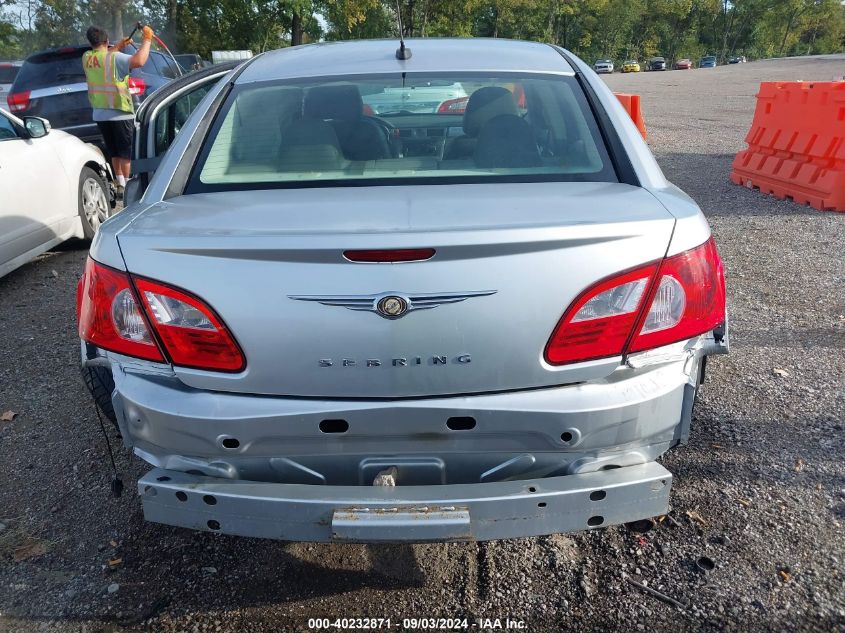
[{"left": 1, "top": 0, "right": 842, "bottom": 61}]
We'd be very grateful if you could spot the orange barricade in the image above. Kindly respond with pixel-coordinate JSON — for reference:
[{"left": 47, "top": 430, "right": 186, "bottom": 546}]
[
  {"left": 730, "top": 81, "right": 845, "bottom": 212},
  {"left": 614, "top": 93, "right": 647, "bottom": 140}
]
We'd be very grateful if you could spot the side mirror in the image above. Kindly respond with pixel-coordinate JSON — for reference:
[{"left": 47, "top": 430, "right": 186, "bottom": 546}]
[
  {"left": 23, "top": 116, "right": 50, "bottom": 138},
  {"left": 123, "top": 176, "right": 144, "bottom": 207}
]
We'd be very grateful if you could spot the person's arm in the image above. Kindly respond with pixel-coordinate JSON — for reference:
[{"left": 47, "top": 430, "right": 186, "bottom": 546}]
[
  {"left": 128, "top": 26, "right": 154, "bottom": 70},
  {"left": 108, "top": 37, "right": 132, "bottom": 53}
]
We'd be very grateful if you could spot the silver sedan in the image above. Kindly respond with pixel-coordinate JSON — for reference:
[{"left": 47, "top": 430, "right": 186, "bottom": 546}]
[{"left": 77, "top": 38, "right": 728, "bottom": 543}]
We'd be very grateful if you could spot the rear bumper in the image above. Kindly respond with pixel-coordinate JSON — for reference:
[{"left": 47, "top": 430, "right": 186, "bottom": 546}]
[
  {"left": 85, "top": 333, "right": 726, "bottom": 542},
  {"left": 139, "top": 462, "right": 671, "bottom": 542}
]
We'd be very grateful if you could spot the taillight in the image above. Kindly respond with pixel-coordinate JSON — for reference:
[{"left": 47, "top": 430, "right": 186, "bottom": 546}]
[
  {"left": 134, "top": 278, "right": 245, "bottom": 372},
  {"left": 127, "top": 77, "right": 146, "bottom": 96},
  {"left": 7, "top": 90, "right": 30, "bottom": 113},
  {"left": 628, "top": 238, "right": 725, "bottom": 352},
  {"left": 77, "top": 258, "right": 164, "bottom": 361},
  {"left": 544, "top": 263, "right": 658, "bottom": 365},
  {"left": 544, "top": 237, "right": 725, "bottom": 365},
  {"left": 437, "top": 97, "right": 468, "bottom": 114},
  {"left": 77, "top": 257, "right": 245, "bottom": 371}
]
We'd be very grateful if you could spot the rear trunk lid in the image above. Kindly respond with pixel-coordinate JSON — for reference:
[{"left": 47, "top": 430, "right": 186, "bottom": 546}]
[{"left": 117, "top": 182, "right": 674, "bottom": 398}]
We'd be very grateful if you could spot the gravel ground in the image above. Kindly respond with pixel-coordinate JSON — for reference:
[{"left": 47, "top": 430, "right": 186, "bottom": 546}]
[{"left": 1, "top": 56, "right": 843, "bottom": 633}]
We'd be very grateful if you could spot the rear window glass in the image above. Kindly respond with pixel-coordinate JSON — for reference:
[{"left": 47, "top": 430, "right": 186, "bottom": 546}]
[
  {"left": 14, "top": 52, "right": 85, "bottom": 90},
  {"left": 0, "top": 65, "right": 20, "bottom": 83},
  {"left": 187, "top": 72, "right": 617, "bottom": 192}
]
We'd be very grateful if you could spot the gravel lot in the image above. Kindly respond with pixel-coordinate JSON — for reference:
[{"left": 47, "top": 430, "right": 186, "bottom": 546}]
[{"left": 1, "top": 55, "right": 843, "bottom": 633}]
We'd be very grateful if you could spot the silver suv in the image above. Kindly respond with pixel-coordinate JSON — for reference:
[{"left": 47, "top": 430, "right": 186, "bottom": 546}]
[{"left": 78, "top": 39, "right": 728, "bottom": 543}]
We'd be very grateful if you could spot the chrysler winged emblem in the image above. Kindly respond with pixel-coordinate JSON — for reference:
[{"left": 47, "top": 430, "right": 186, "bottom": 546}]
[{"left": 288, "top": 290, "right": 497, "bottom": 320}]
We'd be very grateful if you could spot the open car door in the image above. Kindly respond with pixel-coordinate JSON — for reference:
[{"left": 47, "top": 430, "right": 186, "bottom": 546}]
[{"left": 125, "top": 61, "right": 240, "bottom": 205}]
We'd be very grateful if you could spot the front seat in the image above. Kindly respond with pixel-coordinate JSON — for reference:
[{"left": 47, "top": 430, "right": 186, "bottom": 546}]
[
  {"left": 303, "top": 85, "right": 391, "bottom": 161},
  {"left": 443, "top": 86, "right": 520, "bottom": 160}
]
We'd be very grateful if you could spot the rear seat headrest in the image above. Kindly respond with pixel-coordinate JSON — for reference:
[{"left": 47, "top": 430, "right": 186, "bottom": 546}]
[
  {"left": 304, "top": 85, "right": 363, "bottom": 121},
  {"left": 463, "top": 86, "right": 519, "bottom": 137}
]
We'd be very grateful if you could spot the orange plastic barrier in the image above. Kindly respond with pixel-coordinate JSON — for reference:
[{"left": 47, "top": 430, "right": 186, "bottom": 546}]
[
  {"left": 730, "top": 81, "right": 845, "bottom": 212},
  {"left": 614, "top": 93, "right": 647, "bottom": 140}
]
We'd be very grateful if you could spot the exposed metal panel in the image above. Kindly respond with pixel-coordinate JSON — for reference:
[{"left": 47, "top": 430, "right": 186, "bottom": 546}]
[{"left": 138, "top": 462, "right": 671, "bottom": 542}]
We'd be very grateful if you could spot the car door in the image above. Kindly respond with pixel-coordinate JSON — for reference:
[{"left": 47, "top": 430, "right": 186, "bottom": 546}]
[
  {"left": 127, "top": 62, "right": 239, "bottom": 202},
  {"left": 0, "top": 110, "right": 68, "bottom": 274}
]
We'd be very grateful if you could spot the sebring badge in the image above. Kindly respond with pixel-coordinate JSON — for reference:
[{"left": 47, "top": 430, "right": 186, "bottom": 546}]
[{"left": 288, "top": 290, "right": 496, "bottom": 320}]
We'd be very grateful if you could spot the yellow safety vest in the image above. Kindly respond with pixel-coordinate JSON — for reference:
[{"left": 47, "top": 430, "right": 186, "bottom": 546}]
[{"left": 82, "top": 48, "right": 133, "bottom": 113}]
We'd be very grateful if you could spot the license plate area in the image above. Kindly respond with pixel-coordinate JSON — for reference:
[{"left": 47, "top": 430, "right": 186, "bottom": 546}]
[{"left": 331, "top": 506, "right": 471, "bottom": 543}]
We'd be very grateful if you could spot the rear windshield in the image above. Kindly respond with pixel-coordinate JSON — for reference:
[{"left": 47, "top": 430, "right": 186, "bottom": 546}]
[
  {"left": 0, "top": 65, "right": 20, "bottom": 83},
  {"left": 14, "top": 51, "right": 85, "bottom": 90},
  {"left": 186, "top": 72, "right": 617, "bottom": 193}
]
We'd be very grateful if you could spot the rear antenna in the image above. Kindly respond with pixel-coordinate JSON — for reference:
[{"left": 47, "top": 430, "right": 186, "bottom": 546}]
[{"left": 395, "top": 0, "right": 412, "bottom": 60}]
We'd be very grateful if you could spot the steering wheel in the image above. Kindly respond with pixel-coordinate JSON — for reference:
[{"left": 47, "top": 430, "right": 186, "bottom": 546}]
[{"left": 364, "top": 116, "right": 400, "bottom": 158}]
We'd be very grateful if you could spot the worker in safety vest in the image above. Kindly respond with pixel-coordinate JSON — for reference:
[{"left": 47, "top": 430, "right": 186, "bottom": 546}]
[{"left": 82, "top": 25, "right": 153, "bottom": 198}]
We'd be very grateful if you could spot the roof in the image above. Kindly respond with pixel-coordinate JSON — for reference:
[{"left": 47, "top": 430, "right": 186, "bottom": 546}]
[{"left": 237, "top": 38, "right": 574, "bottom": 83}]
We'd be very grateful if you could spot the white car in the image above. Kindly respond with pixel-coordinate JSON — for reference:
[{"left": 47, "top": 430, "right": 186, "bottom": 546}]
[
  {"left": 0, "top": 62, "right": 22, "bottom": 104},
  {"left": 362, "top": 81, "right": 468, "bottom": 114},
  {"left": 0, "top": 108, "right": 113, "bottom": 278},
  {"left": 594, "top": 59, "right": 614, "bottom": 74}
]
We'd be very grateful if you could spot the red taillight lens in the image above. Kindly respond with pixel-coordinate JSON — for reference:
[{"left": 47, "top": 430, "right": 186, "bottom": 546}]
[
  {"left": 77, "top": 257, "right": 245, "bottom": 371},
  {"left": 544, "top": 263, "right": 658, "bottom": 365},
  {"left": 77, "top": 258, "right": 164, "bottom": 361},
  {"left": 544, "top": 237, "right": 726, "bottom": 365},
  {"left": 343, "top": 248, "right": 435, "bottom": 263},
  {"left": 628, "top": 237, "right": 725, "bottom": 352},
  {"left": 7, "top": 90, "right": 30, "bottom": 113},
  {"left": 127, "top": 77, "right": 146, "bottom": 96},
  {"left": 134, "top": 278, "right": 245, "bottom": 372},
  {"left": 437, "top": 97, "right": 468, "bottom": 114}
]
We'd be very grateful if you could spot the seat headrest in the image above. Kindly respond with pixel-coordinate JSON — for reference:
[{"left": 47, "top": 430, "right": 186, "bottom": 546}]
[
  {"left": 463, "top": 87, "right": 519, "bottom": 137},
  {"left": 304, "top": 85, "right": 363, "bottom": 121},
  {"left": 474, "top": 114, "right": 541, "bottom": 169}
]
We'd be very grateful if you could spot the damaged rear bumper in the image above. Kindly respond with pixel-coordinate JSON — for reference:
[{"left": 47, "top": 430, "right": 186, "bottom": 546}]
[{"left": 138, "top": 461, "right": 671, "bottom": 542}]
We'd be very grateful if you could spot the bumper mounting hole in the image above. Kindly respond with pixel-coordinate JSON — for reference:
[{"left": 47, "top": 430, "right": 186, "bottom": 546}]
[
  {"left": 446, "top": 416, "right": 476, "bottom": 431},
  {"left": 319, "top": 419, "right": 349, "bottom": 434},
  {"left": 175, "top": 491, "right": 188, "bottom": 502},
  {"left": 207, "top": 520, "right": 220, "bottom": 531},
  {"left": 203, "top": 495, "right": 217, "bottom": 506},
  {"left": 221, "top": 438, "right": 240, "bottom": 449},
  {"left": 590, "top": 490, "right": 606, "bottom": 501},
  {"left": 587, "top": 515, "right": 604, "bottom": 527}
]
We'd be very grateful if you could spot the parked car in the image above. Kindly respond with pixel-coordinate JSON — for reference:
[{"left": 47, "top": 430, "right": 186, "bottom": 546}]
[
  {"left": 673, "top": 58, "right": 693, "bottom": 70},
  {"left": 621, "top": 59, "right": 641, "bottom": 73},
  {"left": 78, "top": 38, "right": 728, "bottom": 543},
  {"left": 646, "top": 57, "right": 666, "bottom": 71},
  {"left": 6, "top": 45, "right": 180, "bottom": 146},
  {"left": 728, "top": 55, "right": 747, "bottom": 64},
  {"left": 362, "top": 81, "right": 468, "bottom": 115},
  {"left": 174, "top": 53, "right": 211, "bottom": 72},
  {"left": 593, "top": 59, "right": 614, "bottom": 74},
  {"left": 0, "top": 108, "right": 112, "bottom": 278},
  {"left": 0, "top": 61, "right": 22, "bottom": 103},
  {"left": 700, "top": 55, "right": 717, "bottom": 68}
]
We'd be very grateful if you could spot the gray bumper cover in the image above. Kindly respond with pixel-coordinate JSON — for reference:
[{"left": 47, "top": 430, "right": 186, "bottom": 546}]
[{"left": 138, "top": 462, "right": 671, "bottom": 543}]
